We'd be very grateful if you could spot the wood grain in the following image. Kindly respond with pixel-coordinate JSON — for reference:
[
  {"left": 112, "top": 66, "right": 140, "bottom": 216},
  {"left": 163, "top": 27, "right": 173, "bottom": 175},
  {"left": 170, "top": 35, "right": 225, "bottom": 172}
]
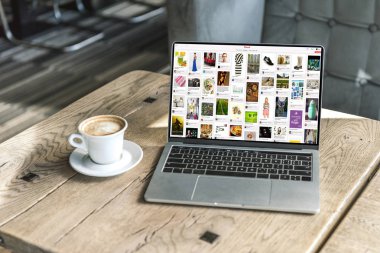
[
  {"left": 321, "top": 168, "right": 380, "bottom": 253},
  {"left": 0, "top": 70, "right": 169, "bottom": 226},
  {"left": 0, "top": 71, "right": 379, "bottom": 253},
  {"left": 0, "top": 246, "right": 11, "bottom": 253}
]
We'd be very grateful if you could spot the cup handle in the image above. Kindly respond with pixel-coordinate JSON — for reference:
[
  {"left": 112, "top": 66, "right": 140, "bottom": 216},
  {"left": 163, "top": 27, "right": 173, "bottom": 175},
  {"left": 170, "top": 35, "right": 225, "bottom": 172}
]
[{"left": 68, "top": 133, "right": 87, "bottom": 151}]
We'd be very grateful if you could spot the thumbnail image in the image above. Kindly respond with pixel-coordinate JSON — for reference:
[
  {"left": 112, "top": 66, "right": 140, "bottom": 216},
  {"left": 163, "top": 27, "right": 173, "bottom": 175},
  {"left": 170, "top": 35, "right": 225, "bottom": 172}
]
[
  {"left": 232, "top": 84, "right": 244, "bottom": 94},
  {"left": 219, "top": 52, "right": 229, "bottom": 63},
  {"left": 246, "top": 82, "right": 259, "bottom": 102},
  {"left": 262, "top": 55, "right": 275, "bottom": 66},
  {"left": 215, "top": 123, "right": 228, "bottom": 138},
  {"left": 275, "top": 97, "right": 288, "bottom": 117},
  {"left": 216, "top": 98, "right": 228, "bottom": 115},
  {"left": 204, "top": 52, "right": 216, "bottom": 67},
  {"left": 293, "top": 55, "right": 303, "bottom": 70},
  {"left": 245, "top": 131, "right": 256, "bottom": 141},
  {"left": 262, "top": 77, "right": 274, "bottom": 88},
  {"left": 277, "top": 55, "right": 290, "bottom": 65},
  {"left": 172, "top": 95, "right": 185, "bottom": 108},
  {"left": 247, "top": 54, "right": 260, "bottom": 74},
  {"left": 307, "top": 79, "right": 320, "bottom": 89},
  {"left": 230, "top": 102, "right": 244, "bottom": 121},
  {"left": 245, "top": 111, "right": 258, "bottom": 123},
  {"left": 305, "top": 98, "right": 319, "bottom": 121},
  {"left": 276, "top": 73, "right": 289, "bottom": 88},
  {"left": 261, "top": 97, "right": 272, "bottom": 119},
  {"left": 234, "top": 53, "right": 244, "bottom": 75},
  {"left": 171, "top": 115, "right": 184, "bottom": 135},
  {"left": 203, "top": 77, "right": 215, "bottom": 94},
  {"left": 291, "top": 80, "right": 304, "bottom": 100},
  {"left": 215, "top": 124, "right": 227, "bottom": 133},
  {"left": 200, "top": 124, "right": 213, "bottom": 139},
  {"left": 230, "top": 125, "right": 242, "bottom": 137},
  {"left": 288, "top": 138, "right": 301, "bottom": 144},
  {"left": 274, "top": 126, "right": 287, "bottom": 138},
  {"left": 189, "top": 52, "right": 201, "bottom": 73},
  {"left": 188, "top": 77, "right": 200, "bottom": 87},
  {"left": 304, "top": 129, "right": 317, "bottom": 144},
  {"left": 174, "top": 51, "right": 187, "bottom": 67},
  {"left": 174, "top": 75, "right": 186, "bottom": 88},
  {"left": 217, "top": 71, "right": 230, "bottom": 86},
  {"left": 185, "top": 128, "right": 198, "bottom": 138},
  {"left": 259, "top": 126, "right": 272, "bottom": 138},
  {"left": 201, "top": 102, "right": 214, "bottom": 116},
  {"left": 187, "top": 98, "right": 199, "bottom": 120},
  {"left": 308, "top": 55, "right": 321, "bottom": 71},
  {"left": 289, "top": 110, "right": 303, "bottom": 129}
]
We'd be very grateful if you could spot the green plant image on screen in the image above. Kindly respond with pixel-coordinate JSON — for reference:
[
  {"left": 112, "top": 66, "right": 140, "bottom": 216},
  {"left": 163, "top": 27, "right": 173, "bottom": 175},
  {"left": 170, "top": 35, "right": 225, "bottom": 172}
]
[
  {"left": 216, "top": 99, "right": 228, "bottom": 115},
  {"left": 201, "top": 103, "right": 214, "bottom": 116},
  {"left": 245, "top": 111, "right": 257, "bottom": 123}
]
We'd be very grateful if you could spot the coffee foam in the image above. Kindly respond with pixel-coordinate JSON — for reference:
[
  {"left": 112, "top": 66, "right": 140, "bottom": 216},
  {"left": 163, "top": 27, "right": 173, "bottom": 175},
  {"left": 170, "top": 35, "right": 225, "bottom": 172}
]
[{"left": 82, "top": 116, "right": 125, "bottom": 136}]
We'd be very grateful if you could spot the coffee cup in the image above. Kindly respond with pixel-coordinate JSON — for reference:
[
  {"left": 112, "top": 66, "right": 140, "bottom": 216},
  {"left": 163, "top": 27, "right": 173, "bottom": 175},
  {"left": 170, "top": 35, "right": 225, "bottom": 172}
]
[{"left": 69, "top": 115, "right": 127, "bottom": 165}]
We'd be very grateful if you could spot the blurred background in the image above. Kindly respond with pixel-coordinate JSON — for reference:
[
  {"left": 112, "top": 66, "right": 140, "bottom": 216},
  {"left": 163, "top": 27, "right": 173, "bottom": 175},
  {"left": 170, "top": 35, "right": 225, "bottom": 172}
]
[{"left": 0, "top": 0, "right": 379, "bottom": 143}]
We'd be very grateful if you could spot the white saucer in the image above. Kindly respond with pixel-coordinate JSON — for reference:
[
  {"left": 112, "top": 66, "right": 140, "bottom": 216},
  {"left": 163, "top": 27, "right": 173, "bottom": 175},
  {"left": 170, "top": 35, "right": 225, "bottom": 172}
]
[{"left": 69, "top": 140, "right": 143, "bottom": 177}]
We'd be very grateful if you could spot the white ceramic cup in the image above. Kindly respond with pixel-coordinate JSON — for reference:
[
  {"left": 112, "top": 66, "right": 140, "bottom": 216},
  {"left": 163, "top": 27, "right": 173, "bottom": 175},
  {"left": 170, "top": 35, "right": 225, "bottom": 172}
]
[{"left": 68, "top": 115, "right": 128, "bottom": 165}]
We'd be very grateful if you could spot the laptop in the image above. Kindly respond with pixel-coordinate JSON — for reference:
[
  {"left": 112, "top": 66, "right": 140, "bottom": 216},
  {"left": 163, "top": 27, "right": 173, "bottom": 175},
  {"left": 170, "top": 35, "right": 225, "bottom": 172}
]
[{"left": 145, "top": 42, "right": 323, "bottom": 214}]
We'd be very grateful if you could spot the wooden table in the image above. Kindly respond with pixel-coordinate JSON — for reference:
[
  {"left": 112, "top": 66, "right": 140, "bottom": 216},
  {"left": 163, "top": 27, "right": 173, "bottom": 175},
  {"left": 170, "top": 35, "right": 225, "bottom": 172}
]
[{"left": 0, "top": 71, "right": 379, "bottom": 253}]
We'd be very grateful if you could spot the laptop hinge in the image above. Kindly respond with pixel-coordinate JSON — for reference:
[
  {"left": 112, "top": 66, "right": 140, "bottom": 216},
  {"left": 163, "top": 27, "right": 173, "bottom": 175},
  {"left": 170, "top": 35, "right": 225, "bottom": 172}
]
[{"left": 169, "top": 138, "right": 318, "bottom": 151}]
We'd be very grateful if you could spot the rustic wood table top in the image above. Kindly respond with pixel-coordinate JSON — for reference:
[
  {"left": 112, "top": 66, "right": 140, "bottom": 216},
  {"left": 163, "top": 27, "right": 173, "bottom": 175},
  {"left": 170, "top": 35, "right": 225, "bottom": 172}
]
[
  {"left": 321, "top": 169, "right": 380, "bottom": 253},
  {"left": 0, "top": 71, "right": 379, "bottom": 253}
]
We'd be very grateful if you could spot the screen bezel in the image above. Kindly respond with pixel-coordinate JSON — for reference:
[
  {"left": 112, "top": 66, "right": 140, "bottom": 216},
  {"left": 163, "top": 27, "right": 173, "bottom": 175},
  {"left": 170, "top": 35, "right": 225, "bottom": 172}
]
[{"left": 168, "top": 41, "right": 324, "bottom": 150}]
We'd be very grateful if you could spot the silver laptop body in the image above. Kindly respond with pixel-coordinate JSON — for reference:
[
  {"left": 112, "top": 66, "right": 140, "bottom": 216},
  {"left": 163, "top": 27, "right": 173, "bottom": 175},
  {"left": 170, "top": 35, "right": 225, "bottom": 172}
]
[{"left": 145, "top": 42, "right": 324, "bottom": 214}]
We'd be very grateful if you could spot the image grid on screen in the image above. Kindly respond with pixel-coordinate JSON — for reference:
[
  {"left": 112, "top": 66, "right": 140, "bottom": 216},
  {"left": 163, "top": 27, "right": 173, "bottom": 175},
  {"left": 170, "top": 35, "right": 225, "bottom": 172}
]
[{"left": 170, "top": 44, "right": 322, "bottom": 144}]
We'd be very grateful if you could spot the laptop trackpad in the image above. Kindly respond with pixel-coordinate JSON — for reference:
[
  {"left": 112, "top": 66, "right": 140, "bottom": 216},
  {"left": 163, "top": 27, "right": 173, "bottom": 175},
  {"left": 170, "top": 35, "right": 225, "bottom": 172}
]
[{"left": 192, "top": 176, "right": 271, "bottom": 206}]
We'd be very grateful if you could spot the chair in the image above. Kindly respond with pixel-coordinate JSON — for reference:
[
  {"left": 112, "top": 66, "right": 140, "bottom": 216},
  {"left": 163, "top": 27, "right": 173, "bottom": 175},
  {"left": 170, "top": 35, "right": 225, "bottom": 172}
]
[
  {"left": 166, "top": 0, "right": 380, "bottom": 120},
  {"left": 51, "top": 0, "right": 86, "bottom": 21},
  {"left": 97, "top": 0, "right": 166, "bottom": 24},
  {"left": 261, "top": 0, "right": 380, "bottom": 120},
  {"left": 0, "top": 0, "right": 104, "bottom": 52}
]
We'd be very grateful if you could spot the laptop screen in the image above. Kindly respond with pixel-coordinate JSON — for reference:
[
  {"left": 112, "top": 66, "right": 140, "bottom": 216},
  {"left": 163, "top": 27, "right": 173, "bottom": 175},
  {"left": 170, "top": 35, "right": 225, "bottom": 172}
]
[{"left": 169, "top": 42, "right": 323, "bottom": 145}]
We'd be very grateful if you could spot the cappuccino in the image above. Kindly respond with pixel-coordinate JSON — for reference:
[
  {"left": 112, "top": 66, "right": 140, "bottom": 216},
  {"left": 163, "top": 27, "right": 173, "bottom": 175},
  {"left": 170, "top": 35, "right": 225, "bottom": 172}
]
[
  {"left": 69, "top": 115, "right": 128, "bottom": 164},
  {"left": 81, "top": 115, "right": 125, "bottom": 136}
]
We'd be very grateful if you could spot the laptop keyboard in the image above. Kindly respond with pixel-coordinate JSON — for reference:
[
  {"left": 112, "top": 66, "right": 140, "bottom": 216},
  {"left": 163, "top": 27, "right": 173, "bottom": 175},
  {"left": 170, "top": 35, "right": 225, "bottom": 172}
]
[{"left": 162, "top": 146, "right": 312, "bottom": 181}]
